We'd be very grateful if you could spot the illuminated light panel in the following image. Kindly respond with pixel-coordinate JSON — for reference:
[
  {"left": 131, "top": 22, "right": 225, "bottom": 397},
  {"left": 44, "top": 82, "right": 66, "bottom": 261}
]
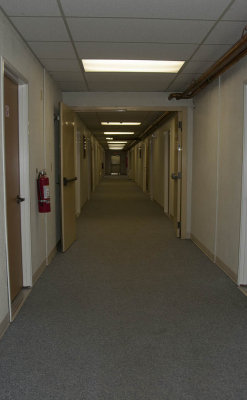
[
  {"left": 82, "top": 59, "right": 184, "bottom": 73},
  {"left": 109, "top": 148, "right": 125, "bottom": 150},
  {"left": 107, "top": 141, "right": 127, "bottom": 144},
  {"left": 104, "top": 132, "right": 134, "bottom": 135},
  {"left": 101, "top": 122, "right": 141, "bottom": 126},
  {"left": 108, "top": 143, "right": 125, "bottom": 145},
  {"left": 105, "top": 137, "right": 113, "bottom": 140},
  {"left": 108, "top": 145, "right": 125, "bottom": 147}
]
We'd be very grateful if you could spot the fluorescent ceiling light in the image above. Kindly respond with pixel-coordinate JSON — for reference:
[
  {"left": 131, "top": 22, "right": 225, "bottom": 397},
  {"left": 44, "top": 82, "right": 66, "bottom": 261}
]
[
  {"left": 105, "top": 137, "right": 113, "bottom": 140},
  {"left": 101, "top": 122, "right": 141, "bottom": 126},
  {"left": 107, "top": 141, "right": 127, "bottom": 144},
  {"left": 108, "top": 145, "right": 125, "bottom": 147},
  {"left": 104, "top": 132, "right": 134, "bottom": 135},
  {"left": 108, "top": 144, "right": 125, "bottom": 148},
  {"left": 82, "top": 59, "right": 184, "bottom": 73}
]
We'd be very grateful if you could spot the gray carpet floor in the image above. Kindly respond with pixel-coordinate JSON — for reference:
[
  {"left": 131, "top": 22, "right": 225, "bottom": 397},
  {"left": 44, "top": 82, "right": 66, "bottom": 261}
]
[{"left": 1, "top": 176, "right": 247, "bottom": 399}]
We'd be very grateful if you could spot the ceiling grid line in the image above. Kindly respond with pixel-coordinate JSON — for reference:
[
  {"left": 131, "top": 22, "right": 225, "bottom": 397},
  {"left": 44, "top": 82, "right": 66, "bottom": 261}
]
[
  {"left": 166, "top": 0, "right": 237, "bottom": 91},
  {"left": 56, "top": 0, "right": 90, "bottom": 91},
  {"left": 1, "top": 0, "right": 246, "bottom": 93}
]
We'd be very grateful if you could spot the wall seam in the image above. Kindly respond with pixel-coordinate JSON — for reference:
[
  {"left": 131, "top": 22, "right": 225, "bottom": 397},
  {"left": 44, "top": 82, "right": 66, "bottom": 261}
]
[{"left": 214, "top": 76, "right": 221, "bottom": 262}]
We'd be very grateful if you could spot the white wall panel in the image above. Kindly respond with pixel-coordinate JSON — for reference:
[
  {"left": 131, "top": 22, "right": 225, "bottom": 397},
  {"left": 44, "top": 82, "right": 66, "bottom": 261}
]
[
  {"left": 192, "top": 81, "right": 219, "bottom": 255},
  {"left": 216, "top": 59, "right": 247, "bottom": 274},
  {"left": 192, "top": 56, "right": 247, "bottom": 277}
]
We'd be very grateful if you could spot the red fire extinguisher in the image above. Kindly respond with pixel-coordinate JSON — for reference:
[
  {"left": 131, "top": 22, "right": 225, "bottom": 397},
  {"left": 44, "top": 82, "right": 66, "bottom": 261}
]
[{"left": 37, "top": 170, "right": 51, "bottom": 213}]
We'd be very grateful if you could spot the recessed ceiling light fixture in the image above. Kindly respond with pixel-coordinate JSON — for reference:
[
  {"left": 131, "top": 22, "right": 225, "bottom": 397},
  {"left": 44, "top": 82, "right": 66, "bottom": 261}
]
[
  {"left": 108, "top": 146, "right": 125, "bottom": 149},
  {"left": 104, "top": 132, "right": 134, "bottom": 135},
  {"left": 101, "top": 122, "right": 141, "bottom": 126},
  {"left": 105, "top": 137, "right": 113, "bottom": 140},
  {"left": 107, "top": 141, "right": 127, "bottom": 144},
  {"left": 108, "top": 143, "right": 126, "bottom": 147},
  {"left": 82, "top": 59, "right": 184, "bottom": 73}
]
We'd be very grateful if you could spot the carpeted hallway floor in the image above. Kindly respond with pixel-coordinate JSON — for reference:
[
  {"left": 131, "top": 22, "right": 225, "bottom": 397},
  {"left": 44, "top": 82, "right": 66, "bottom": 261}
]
[{"left": 1, "top": 176, "right": 247, "bottom": 399}]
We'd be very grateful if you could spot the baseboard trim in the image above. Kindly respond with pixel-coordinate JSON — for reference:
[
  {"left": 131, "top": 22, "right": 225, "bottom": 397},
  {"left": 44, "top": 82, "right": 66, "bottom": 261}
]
[
  {"left": 0, "top": 313, "right": 10, "bottom": 340},
  {"left": 11, "top": 288, "right": 31, "bottom": 321},
  {"left": 190, "top": 234, "right": 214, "bottom": 262},
  {"left": 215, "top": 256, "right": 237, "bottom": 283},
  {"left": 32, "top": 260, "right": 46, "bottom": 286},
  {"left": 32, "top": 245, "right": 58, "bottom": 286},
  {"left": 191, "top": 234, "right": 238, "bottom": 283},
  {"left": 47, "top": 245, "right": 57, "bottom": 265}
]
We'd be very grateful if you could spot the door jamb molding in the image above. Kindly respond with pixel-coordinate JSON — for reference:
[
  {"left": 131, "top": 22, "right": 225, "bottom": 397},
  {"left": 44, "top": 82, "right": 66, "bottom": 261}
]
[
  {"left": 1, "top": 57, "right": 32, "bottom": 321},
  {"left": 238, "top": 83, "right": 247, "bottom": 285}
]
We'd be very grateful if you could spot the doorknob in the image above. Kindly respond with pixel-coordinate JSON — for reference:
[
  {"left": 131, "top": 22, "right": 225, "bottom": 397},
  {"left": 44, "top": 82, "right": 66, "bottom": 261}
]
[
  {"left": 16, "top": 195, "right": 25, "bottom": 203},
  {"left": 171, "top": 172, "right": 182, "bottom": 180},
  {"left": 63, "top": 176, "right": 77, "bottom": 186}
]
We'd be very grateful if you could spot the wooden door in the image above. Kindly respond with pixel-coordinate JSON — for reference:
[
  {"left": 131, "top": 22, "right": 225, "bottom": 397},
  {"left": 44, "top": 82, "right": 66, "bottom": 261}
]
[
  {"left": 4, "top": 75, "right": 23, "bottom": 301},
  {"left": 175, "top": 118, "right": 182, "bottom": 238},
  {"left": 170, "top": 117, "right": 182, "bottom": 238},
  {"left": 146, "top": 141, "right": 149, "bottom": 192},
  {"left": 142, "top": 143, "right": 147, "bottom": 192},
  {"left": 60, "top": 102, "right": 76, "bottom": 252}
]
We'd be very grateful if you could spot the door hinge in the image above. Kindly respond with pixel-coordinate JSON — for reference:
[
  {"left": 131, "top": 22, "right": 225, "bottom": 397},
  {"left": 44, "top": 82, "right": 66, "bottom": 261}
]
[{"left": 178, "top": 121, "right": 182, "bottom": 131}]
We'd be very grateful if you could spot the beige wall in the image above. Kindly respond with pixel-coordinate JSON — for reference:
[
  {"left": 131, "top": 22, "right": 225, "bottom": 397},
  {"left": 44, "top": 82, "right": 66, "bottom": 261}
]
[
  {"left": 191, "top": 81, "right": 219, "bottom": 255},
  {"left": 129, "top": 115, "right": 178, "bottom": 211},
  {"left": 74, "top": 114, "right": 104, "bottom": 212},
  {"left": 192, "top": 56, "right": 247, "bottom": 279},
  {"left": 0, "top": 10, "right": 62, "bottom": 326},
  {"left": 74, "top": 115, "right": 90, "bottom": 210},
  {"left": 0, "top": 10, "right": 104, "bottom": 332}
]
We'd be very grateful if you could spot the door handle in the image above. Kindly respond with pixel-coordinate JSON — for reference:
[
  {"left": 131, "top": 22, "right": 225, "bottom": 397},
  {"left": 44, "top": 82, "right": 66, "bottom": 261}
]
[
  {"left": 171, "top": 172, "right": 182, "bottom": 180},
  {"left": 16, "top": 195, "right": 25, "bottom": 203},
  {"left": 63, "top": 176, "right": 77, "bottom": 186}
]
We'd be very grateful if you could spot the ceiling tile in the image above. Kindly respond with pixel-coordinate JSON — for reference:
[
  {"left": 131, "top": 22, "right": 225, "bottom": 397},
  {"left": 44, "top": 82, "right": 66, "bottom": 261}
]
[
  {"left": 87, "top": 81, "right": 173, "bottom": 92},
  {"left": 85, "top": 72, "right": 175, "bottom": 85},
  {"left": 192, "top": 44, "right": 232, "bottom": 61},
  {"left": 0, "top": 0, "right": 60, "bottom": 16},
  {"left": 57, "top": 81, "right": 88, "bottom": 92},
  {"left": 68, "top": 18, "right": 214, "bottom": 44},
  {"left": 28, "top": 42, "right": 76, "bottom": 59},
  {"left": 222, "top": 0, "right": 247, "bottom": 21},
  {"left": 182, "top": 61, "right": 213, "bottom": 74},
  {"left": 75, "top": 42, "right": 197, "bottom": 61},
  {"left": 168, "top": 73, "right": 201, "bottom": 92},
  {"left": 61, "top": 0, "right": 229, "bottom": 20},
  {"left": 50, "top": 71, "right": 84, "bottom": 81},
  {"left": 10, "top": 17, "right": 69, "bottom": 41},
  {"left": 40, "top": 59, "right": 80, "bottom": 72},
  {"left": 205, "top": 21, "right": 247, "bottom": 44}
]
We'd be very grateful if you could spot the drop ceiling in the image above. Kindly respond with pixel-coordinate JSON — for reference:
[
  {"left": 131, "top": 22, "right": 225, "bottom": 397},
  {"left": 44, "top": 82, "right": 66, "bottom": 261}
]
[
  {"left": 78, "top": 110, "right": 165, "bottom": 150},
  {"left": 0, "top": 0, "right": 246, "bottom": 93}
]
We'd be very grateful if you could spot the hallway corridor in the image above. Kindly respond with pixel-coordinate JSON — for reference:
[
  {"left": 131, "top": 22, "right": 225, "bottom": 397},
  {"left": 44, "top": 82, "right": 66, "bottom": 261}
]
[{"left": 1, "top": 177, "right": 247, "bottom": 399}]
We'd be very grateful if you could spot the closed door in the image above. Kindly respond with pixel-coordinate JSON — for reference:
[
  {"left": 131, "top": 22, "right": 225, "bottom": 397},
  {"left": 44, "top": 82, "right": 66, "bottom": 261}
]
[
  {"left": 169, "top": 118, "right": 182, "bottom": 238},
  {"left": 111, "top": 155, "right": 120, "bottom": 174},
  {"left": 4, "top": 75, "right": 23, "bottom": 301},
  {"left": 60, "top": 102, "right": 76, "bottom": 252}
]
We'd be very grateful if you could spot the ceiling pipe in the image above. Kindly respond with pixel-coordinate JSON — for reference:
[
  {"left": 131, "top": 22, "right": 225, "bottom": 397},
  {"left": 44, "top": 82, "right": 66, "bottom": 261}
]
[
  {"left": 126, "top": 111, "right": 175, "bottom": 150},
  {"left": 169, "top": 26, "right": 247, "bottom": 100}
]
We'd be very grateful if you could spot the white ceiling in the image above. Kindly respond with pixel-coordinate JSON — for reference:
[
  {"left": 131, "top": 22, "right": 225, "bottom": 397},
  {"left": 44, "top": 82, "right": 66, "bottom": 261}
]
[{"left": 0, "top": 0, "right": 246, "bottom": 93}]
